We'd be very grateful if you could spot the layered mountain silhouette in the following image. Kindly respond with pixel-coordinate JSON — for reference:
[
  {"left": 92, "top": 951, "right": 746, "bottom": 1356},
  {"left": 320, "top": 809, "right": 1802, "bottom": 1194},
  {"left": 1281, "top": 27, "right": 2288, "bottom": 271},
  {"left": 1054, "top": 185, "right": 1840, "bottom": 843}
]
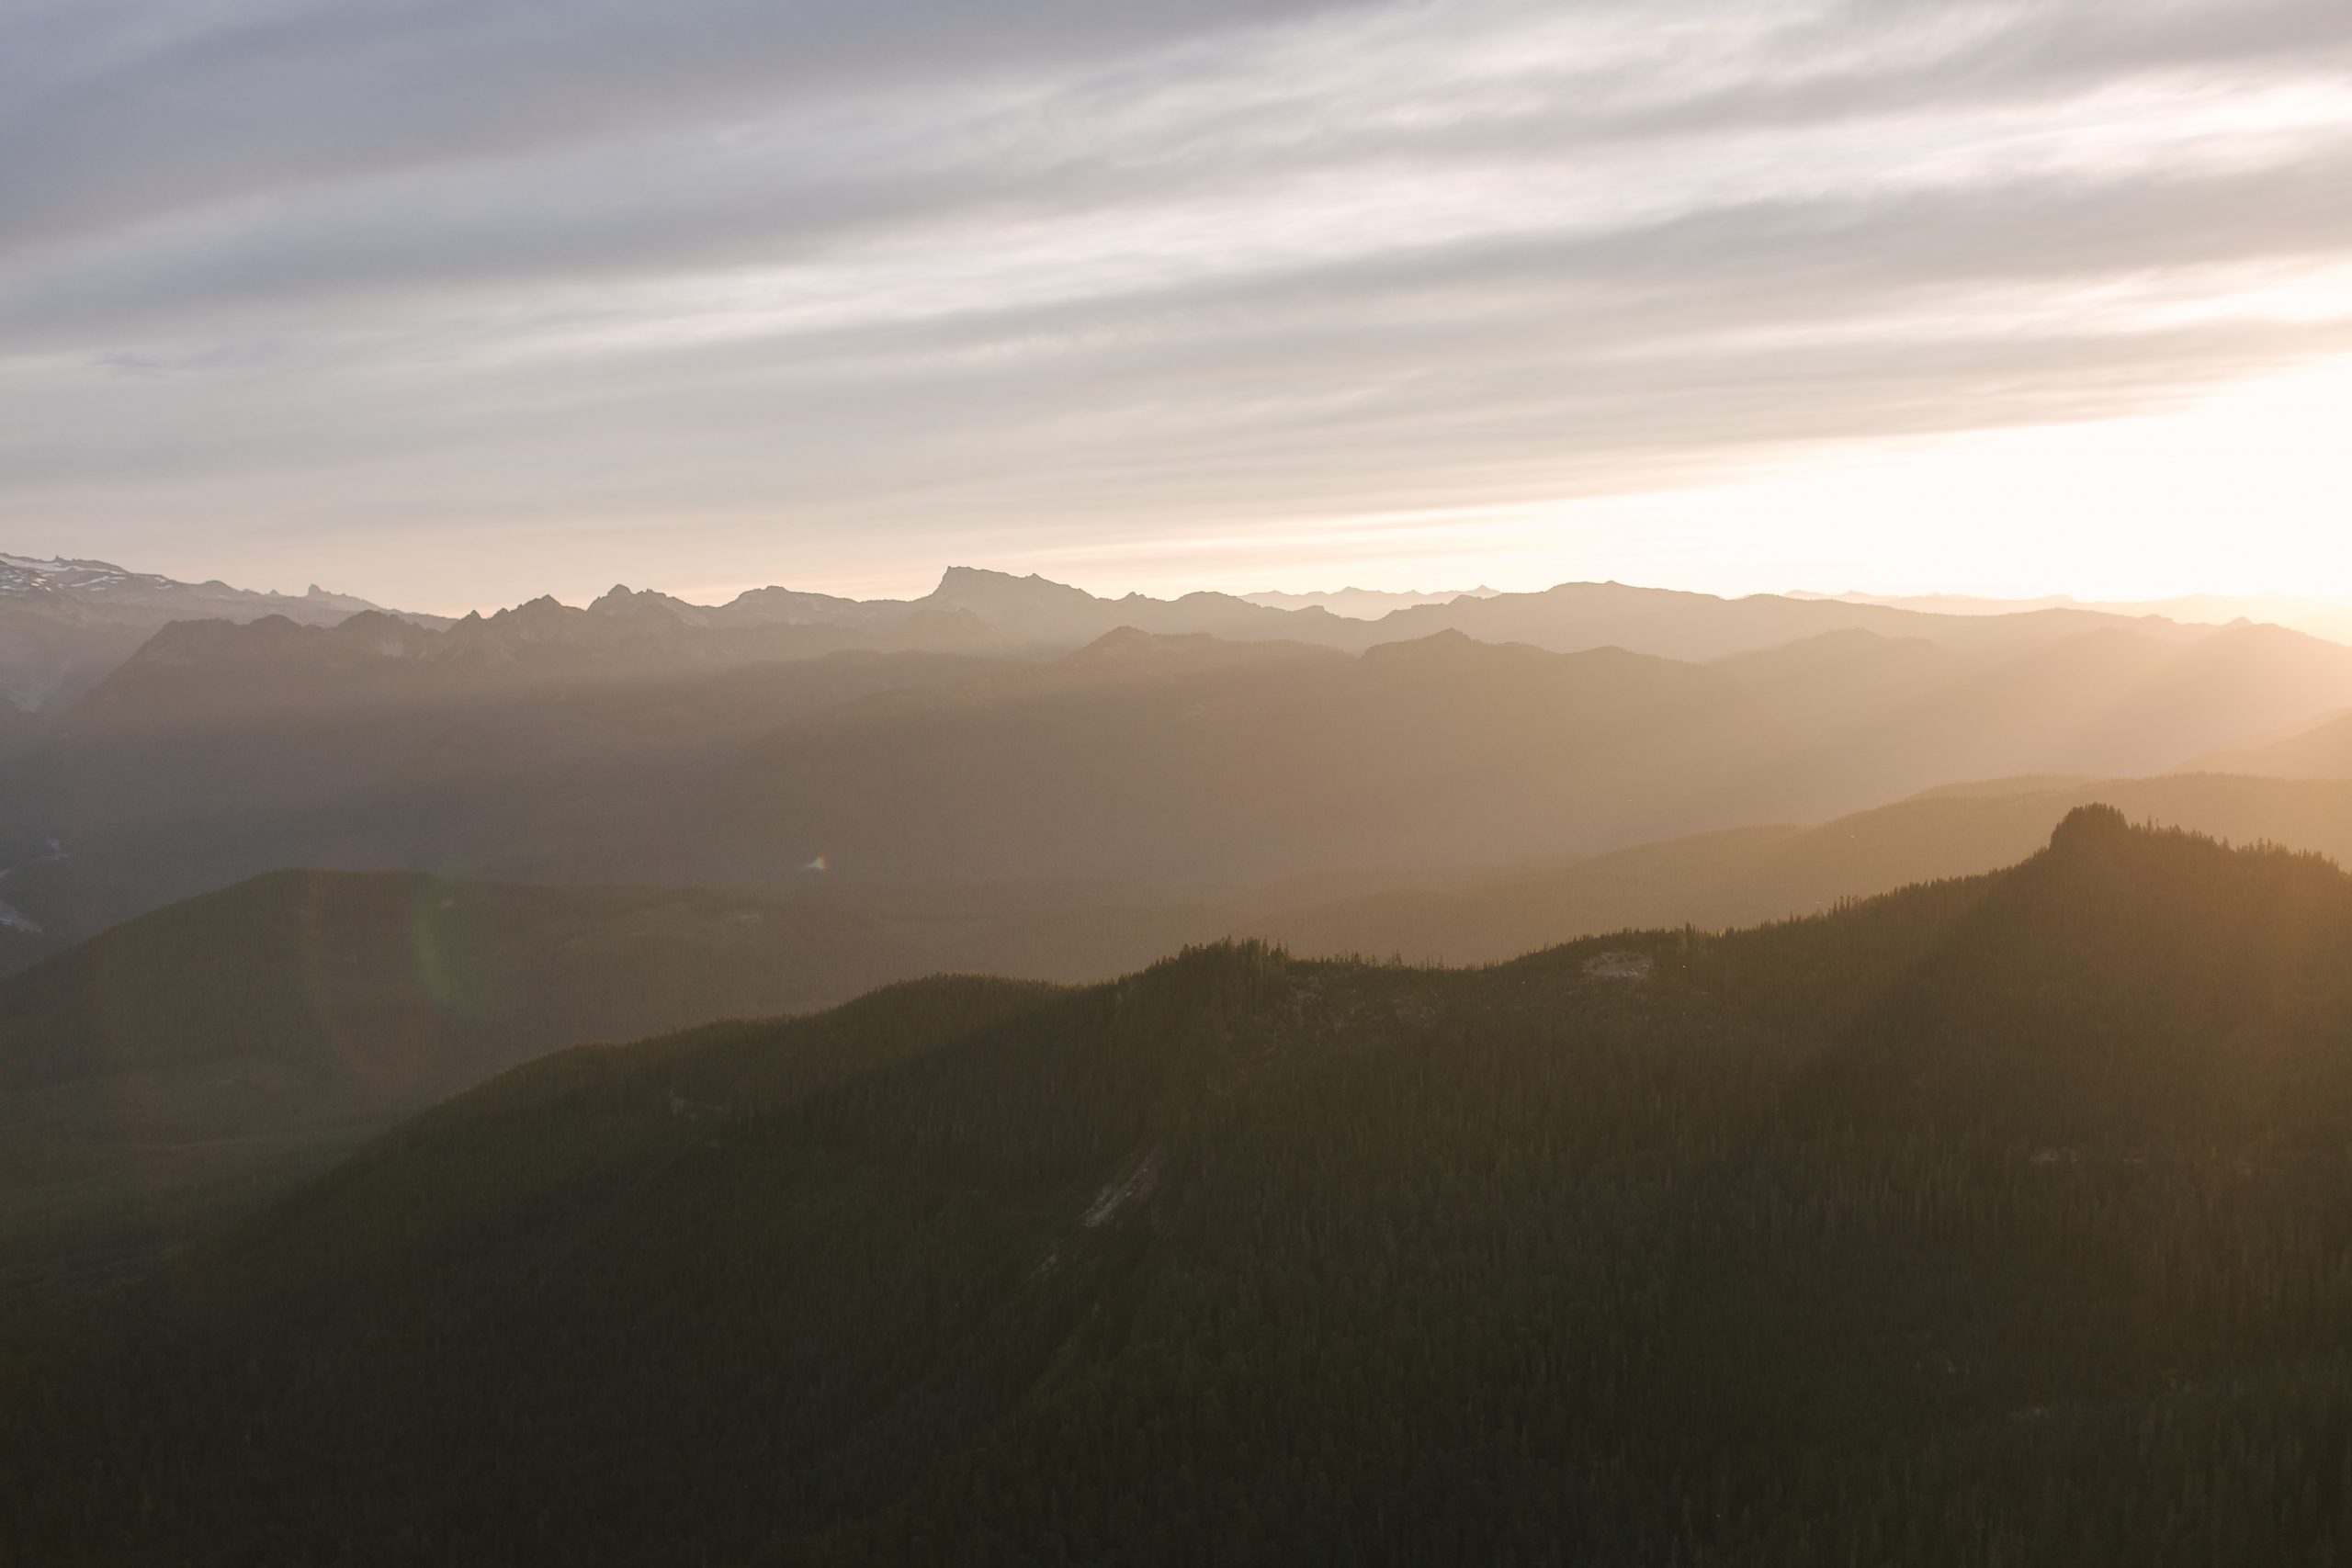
[
  {"left": 9, "top": 590, "right": 2348, "bottom": 949},
  {"left": 2, "top": 555, "right": 2247, "bottom": 722},
  {"left": 12, "top": 817, "right": 2352, "bottom": 1563}
]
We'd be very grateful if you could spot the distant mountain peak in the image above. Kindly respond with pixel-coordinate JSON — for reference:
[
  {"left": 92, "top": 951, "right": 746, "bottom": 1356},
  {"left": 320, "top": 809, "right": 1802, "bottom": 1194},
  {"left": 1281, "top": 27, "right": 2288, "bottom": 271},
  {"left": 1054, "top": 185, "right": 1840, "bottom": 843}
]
[
  {"left": 1358, "top": 626, "right": 1499, "bottom": 665},
  {"left": 588, "top": 584, "right": 701, "bottom": 623},
  {"left": 931, "top": 565, "right": 1096, "bottom": 602},
  {"left": 937, "top": 564, "right": 1061, "bottom": 588}
]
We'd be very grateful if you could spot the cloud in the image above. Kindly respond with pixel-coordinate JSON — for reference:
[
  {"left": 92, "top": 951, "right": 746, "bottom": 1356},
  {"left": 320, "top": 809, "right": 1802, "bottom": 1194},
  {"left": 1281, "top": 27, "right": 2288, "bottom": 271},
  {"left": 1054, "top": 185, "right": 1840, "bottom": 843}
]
[
  {"left": 0, "top": 0, "right": 2347, "bottom": 605},
  {"left": 0, "top": 0, "right": 1389, "bottom": 252}
]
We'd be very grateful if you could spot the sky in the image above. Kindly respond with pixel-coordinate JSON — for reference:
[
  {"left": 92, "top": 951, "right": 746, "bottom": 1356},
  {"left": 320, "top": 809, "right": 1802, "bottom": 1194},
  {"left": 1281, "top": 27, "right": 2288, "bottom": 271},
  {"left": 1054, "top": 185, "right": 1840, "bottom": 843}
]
[{"left": 1, "top": 0, "right": 2348, "bottom": 615}]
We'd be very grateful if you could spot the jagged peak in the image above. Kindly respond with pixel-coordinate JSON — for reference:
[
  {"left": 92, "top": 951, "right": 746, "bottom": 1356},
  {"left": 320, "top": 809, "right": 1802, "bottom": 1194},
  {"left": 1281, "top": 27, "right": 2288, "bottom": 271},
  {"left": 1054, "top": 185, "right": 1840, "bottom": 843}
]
[
  {"left": 492, "top": 594, "right": 577, "bottom": 623},
  {"left": 933, "top": 565, "right": 1094, "bottom": 598},
  {"left": 586, "top": 584, "right": 691, "bottom": 619}
]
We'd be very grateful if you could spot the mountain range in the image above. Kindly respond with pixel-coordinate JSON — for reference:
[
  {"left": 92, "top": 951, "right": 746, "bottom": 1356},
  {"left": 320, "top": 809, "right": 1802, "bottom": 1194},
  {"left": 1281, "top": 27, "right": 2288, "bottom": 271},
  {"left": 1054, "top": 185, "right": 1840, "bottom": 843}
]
[{"left": 0, "top": 553, "right": 2257, "bottom": 717}]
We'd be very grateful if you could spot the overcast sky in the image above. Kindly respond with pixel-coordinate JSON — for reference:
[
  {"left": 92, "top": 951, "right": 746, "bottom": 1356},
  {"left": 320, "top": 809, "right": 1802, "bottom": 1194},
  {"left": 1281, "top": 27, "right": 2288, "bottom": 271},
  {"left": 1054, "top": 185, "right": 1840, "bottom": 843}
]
[{"left": 3, "top": 0, "right": 2348, "bottom": 613}]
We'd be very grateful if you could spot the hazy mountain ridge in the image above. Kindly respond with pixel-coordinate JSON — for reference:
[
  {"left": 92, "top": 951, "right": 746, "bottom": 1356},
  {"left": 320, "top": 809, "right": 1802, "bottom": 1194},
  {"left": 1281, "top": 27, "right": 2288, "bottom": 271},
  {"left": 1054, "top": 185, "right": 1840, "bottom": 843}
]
[
  {"left": 2188, "top": 705, "right": 2352, "bottom": 779},
  {"left": 10, "top": 610, "right": 2352, "bottom": 949},
  {"left": 635, "top": 566, "right": 2229, "bottom": 660},
  {"left": 15, "top": 817, "right": 2352, "bottom": 1562},
  {"left": 1242, "top": 584, "right": 1502, "bottom": 617},
  {"left": 1796, "top": 587, "right": 2352, "bottom": 647},
  {"left": 0, "top": 550, "right": 442, "bottom": 713},
  {"left": 536, "top": 567, "right": 2235, "bottom": 661}
]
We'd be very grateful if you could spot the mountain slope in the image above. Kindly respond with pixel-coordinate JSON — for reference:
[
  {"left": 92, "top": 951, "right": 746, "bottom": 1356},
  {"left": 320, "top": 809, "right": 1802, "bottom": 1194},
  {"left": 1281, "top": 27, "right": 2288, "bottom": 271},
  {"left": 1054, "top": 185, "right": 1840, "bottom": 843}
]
[
  {"left": 2188, "top": 705, "right": 2352, "bottom": 778},
  {"left": 0, "top": 867, "right": 1240, "bottom": 1288},
  {"left": 13, "top": 817, "right": 2352, "bottom": 1564}
]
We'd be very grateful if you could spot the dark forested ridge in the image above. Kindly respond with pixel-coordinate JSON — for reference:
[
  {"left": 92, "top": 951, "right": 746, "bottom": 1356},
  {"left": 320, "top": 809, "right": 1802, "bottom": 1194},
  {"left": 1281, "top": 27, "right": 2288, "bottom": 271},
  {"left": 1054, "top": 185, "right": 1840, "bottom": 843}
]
[{"left": 11, "top": 810, "right": 2352, "bottom": 1564}]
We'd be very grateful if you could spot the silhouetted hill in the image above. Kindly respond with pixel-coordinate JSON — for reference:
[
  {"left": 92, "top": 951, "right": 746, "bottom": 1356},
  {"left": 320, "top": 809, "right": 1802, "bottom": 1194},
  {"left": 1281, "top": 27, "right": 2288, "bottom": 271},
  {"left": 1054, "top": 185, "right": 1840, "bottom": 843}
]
[{"left": 13, "top": 818, "right": 2352, "bottom": 1563}]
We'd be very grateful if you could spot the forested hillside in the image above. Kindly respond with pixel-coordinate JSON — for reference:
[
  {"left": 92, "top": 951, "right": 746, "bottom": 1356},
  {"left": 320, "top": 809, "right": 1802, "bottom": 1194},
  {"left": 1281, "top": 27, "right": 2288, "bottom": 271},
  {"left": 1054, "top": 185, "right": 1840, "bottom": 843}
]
[
  {"left": 11, "top": 811, "right": 2352, "bottom": 1564},
  {"left": 0, "top": 869, "right": 1232, "bottom": 1291}
]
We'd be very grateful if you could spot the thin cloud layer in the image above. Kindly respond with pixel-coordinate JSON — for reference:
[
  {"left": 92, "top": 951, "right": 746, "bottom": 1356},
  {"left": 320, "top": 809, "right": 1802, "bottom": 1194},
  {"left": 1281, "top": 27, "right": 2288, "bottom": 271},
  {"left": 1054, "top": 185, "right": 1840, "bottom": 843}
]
[{"left": 1, "top": 0, "right": 2347, "bottom": 608}]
